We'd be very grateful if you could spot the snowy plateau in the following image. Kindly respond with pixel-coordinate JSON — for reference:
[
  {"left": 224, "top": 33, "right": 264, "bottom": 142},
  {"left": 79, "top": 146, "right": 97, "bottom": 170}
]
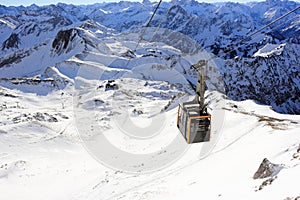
[{"left": 0, "top": 0, "right": 300, "bottom": 199}]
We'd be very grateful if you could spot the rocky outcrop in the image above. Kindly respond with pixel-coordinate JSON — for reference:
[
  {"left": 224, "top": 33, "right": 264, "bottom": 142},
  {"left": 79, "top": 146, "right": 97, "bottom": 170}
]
[
  {"left": 2, "top": 33, "right": 20, "bottom": 50},
  {"left": 52, "top": 29, "right": 81, "bottom": 55},
  {"left": 292, "top": 144, "right": 300, "bottom": 160},
  {"left": 284, "top": 196, "right": 300, "bottom": 200},
  {"left": 253, "top": 158, "right": 282, "bottom": 179},
  {"left": 253, "top": 158, "right": 284, "bottom": 191},
  {"left": 223, "top": 43, "right": 300, "bottom": 114}
]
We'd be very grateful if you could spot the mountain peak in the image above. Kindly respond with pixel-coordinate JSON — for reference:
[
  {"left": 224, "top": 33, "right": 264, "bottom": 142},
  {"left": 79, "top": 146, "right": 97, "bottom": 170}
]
[
  {"left": 178, "top": 0, "right": 198, "bottom": 6},
  {"left": 142, "top": 0, "right": 151, "bottom": 5},
  {"left": 52, "top": 28, "right": 81, "bottom": 55}
]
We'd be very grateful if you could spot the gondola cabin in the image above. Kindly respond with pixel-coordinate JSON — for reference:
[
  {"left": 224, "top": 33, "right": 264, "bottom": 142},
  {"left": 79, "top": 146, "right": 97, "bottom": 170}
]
[
  {"left": 176, "top": 60, "right": 211, "bottom": 144},
  {"left": 177, "top": 102, "right": 211, "bottom": 143}
]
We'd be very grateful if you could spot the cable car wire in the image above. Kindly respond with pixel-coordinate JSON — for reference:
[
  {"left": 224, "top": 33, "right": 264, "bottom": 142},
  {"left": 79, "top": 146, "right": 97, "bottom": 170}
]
[
  {"left": 214, "top": 5, "right": 300, "bottom": 62},
  {"left": 118, "top": 0, "right": 163, "bottom": 75},
  {"left": 226, "top": 5, "right": 300, "bottom": 52},
  {"left": 158, "top": 12, "right": 300, "bottom": 92},
  {"left": 148, "top": 4, "right": 300, "bottom": 86},
  {"left": 131, "top": 0, "right": 162, "bottom": 54},
  {"left": 153, "top": 0, "right": 178, "bottom": 34},
  {"left": 166, "top": 6, "right": 300, "bottom": 84},
  {"left": 110, "top": 3, "right": 300, "bottom": 94}
]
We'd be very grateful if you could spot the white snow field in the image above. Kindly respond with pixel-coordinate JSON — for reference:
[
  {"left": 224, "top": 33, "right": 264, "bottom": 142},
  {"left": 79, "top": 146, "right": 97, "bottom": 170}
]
[
  {"left": 0, "top": 29, "right": 299, "bottom": 200},
  {"left": 0, "top": 84, "right": 299, "bottom": 200},
  {"left": 254, "top": 43, "right": 286, "bottom": 58}
]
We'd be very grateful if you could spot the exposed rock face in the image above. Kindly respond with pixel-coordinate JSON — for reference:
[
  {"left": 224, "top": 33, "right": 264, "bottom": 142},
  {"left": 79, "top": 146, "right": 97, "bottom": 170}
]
[
  {"left": 52, "top": 29, "right": 81, "bottom": 55},
  {"left": 223, "top": 43, "right": 300, "bottom": 114},
  {"left": 284, "top": 196, "right": 300, "bottom": 200},
  {"left": 253, "top": 158, "right": 282, "bottom": 179},
  {"left": 0, "top": 50, "right": 30, "bottom": 68},
  {"left": 2, "top": 33, "right": 20, "bottom": 50},
  {"left": 255, "top": 176, "right": 277, "bottom": 191},
  {"left": 52, "top": 29, "right": 76, "bottom": 50},
  {"left": 253, "top": 158, "right": 284, "bottom": 191},
  {"left": 292, "top": 144, "right": 300, "bottom": 159}
]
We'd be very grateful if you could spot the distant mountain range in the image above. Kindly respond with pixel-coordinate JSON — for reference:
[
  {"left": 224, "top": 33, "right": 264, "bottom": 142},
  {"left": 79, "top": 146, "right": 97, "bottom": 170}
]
[{"left": 0, "top": 0, "right": 299, "bottom": 114}]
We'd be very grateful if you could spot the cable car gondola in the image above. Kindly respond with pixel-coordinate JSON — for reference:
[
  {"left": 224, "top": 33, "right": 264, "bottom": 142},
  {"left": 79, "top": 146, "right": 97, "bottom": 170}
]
[{"left": 177, "top": 60, "right": 211, "bottom": 144}]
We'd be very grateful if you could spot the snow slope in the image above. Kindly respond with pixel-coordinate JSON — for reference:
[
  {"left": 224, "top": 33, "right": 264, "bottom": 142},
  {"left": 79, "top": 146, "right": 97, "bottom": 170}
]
[
  {"left": 254, "top": 43, "right": 286, "bottom": 57},
  {"left": 0, "top": 85, "right": 299, "bottom": 200},
  {"left": 0, "top": 26, "right": 300, "bottom": 200},
  {"left": 1, "top": 0, "right": 300, "bottom": 114}
]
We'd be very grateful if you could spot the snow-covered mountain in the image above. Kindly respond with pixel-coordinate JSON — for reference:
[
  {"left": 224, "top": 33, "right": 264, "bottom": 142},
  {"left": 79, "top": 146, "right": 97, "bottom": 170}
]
[
  {"left": 0, "top": 0, "right": 299, "bottom": 113},
  {"left": 0, "top": 0, "right": 300, "bottom": 200}
]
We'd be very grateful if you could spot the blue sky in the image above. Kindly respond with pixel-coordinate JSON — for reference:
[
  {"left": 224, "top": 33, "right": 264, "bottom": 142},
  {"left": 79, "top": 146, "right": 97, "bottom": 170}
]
[{"left": 0, "top": 0, "right": 268, "bottom": 7}]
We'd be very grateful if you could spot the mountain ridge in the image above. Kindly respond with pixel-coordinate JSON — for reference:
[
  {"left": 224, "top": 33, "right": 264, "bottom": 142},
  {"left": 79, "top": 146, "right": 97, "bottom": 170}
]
[{"left": 0, "top": 0, "right": 299, "bottom": 114}]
